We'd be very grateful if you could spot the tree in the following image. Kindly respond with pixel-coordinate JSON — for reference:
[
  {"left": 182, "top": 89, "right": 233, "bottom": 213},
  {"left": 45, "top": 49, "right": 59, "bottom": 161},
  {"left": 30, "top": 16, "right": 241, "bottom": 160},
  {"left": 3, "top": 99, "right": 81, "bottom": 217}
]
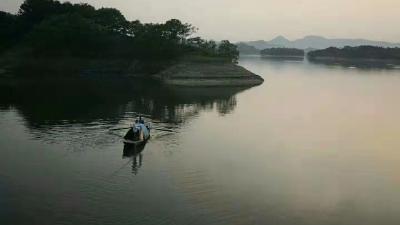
[
  {"left": 18, "top": 0, "right": 96, "bottom": 28},
  {"left": 68, "top": 3, "right": 96, "bottom": 18},
  {"left": 18, "top": 0, "right": 59, "bottom": 24},
  {"left": 94, "top": 8, "right": 128, "bottom": 34},
  {"left": 218, "top": 40, "right": 239, "bottom": 63},
  {"left": 5, "top": 0, "right": 241, "bottom": 65},
  {"left": 130, "top": 19, "right": 196, "bottom": 60},
  {"left": 187, "top": 37, "right": 205, "bottom": 47},
  {"left": 26, "top": 13, "right": 107, "bottom": 57},
  {"left": 162, "top": 19, "right": 196, "bottom": 42},
  {"left": 202, "top": 40, "right": 217, "bottom": 55},
  {"left": 0, "top": 11, "right": 17, "bottom": 51}
]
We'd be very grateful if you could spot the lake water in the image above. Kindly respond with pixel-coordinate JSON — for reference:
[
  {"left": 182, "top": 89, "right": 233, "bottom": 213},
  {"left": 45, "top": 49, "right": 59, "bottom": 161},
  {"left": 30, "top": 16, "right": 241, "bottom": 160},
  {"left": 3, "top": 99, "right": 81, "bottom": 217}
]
[{"left": 1, "top": 57, "right": 400, "bottom": 225}]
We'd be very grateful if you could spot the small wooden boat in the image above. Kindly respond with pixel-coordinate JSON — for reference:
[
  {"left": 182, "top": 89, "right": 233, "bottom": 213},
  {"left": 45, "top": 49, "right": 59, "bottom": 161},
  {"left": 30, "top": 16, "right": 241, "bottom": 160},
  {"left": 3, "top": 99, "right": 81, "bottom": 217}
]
[
  {"left": 123, "top": 139, "right": 148, "bottom": 145},
  {"left": 123, "top": 120, "right": 151, "bottom": 146}
]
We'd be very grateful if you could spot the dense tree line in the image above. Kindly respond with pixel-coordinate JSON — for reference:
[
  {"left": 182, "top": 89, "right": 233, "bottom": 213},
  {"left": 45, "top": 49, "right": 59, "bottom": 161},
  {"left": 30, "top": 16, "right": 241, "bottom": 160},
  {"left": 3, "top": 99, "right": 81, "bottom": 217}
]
[
  {"left": 0, "top": 11, "right": 19, "bottom": 52},
  {"left": 261, "top": 48, "right": 304, "bottom": 57},
  {"left": 0, "top": 0, "right": 238, "bottom": 62},
  {"left": 308, "top": 46, "right": 400, "bottom": 60}
]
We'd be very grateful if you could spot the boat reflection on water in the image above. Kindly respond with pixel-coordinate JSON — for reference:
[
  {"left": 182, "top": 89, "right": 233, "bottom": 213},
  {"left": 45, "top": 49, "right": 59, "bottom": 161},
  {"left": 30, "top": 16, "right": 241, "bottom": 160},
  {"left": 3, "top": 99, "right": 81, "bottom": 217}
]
[{"left": 123, "top": 141, "right": 147, "bottom": 174}]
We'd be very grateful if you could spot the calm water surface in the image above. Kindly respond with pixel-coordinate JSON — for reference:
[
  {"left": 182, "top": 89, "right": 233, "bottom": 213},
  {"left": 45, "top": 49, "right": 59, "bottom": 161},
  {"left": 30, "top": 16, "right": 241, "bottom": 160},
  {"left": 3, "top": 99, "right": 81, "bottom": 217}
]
[{"left": 1, "top": 57, "right": 400, "bottom": 225}]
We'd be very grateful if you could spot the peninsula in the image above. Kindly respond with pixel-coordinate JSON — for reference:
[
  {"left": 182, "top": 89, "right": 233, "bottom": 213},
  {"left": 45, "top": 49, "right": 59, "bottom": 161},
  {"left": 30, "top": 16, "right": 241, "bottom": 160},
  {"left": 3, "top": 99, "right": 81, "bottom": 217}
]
[{"left": 0, "top": 0, "right": 263, "bottom": 87}]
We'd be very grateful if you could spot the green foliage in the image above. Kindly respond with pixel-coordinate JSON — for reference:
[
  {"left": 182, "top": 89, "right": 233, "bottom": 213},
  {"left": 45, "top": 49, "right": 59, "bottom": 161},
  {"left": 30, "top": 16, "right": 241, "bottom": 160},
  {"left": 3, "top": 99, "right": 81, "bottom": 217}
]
[
  {"left": 187, "top": 38, "right": 218, "bottom": 56},
  {"left": 184, "top": 39, "right": 239, "bottom": 63},
  {"left": 2, "top": 0, "right": 238, "bottom": 64},
  {"left": 217, "top": 40, "right": 239, "bottom": 63},
  {"left": 131, "top": 19, "right": 196, "bottom": 60},
  {"left": 0, "top": 12, "right": 18, "bottom": 51},
  {"left": 163, "top": 19, "right": 196, "bottom": 42},
  {"left": 26, "top": 13, "right": 107, "bottom": 57},
  {"left": 18, "top": 0, "right": 60, "bottom": 23},
  {"left": 94, "top": 8, "right": 129, "bottom": 34}
]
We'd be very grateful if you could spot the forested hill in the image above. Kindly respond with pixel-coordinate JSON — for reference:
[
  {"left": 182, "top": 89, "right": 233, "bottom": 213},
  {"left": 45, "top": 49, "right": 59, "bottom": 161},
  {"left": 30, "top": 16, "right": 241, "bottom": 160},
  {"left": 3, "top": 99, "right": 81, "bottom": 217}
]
[
  {"left": 261, "top": 48, "right": 304, "bottom": 57},
  {"left": 308, "top": 46, "right": 400, "bottom": 60},
  {"left": 0, "top": 0, "right": 238, "bottom": 67}
]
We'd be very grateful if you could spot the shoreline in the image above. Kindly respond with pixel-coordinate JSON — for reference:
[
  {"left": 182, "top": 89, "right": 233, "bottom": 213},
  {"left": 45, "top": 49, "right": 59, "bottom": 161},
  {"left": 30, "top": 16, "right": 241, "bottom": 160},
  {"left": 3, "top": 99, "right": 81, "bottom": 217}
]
[
  {"left": 307, "top": 56, "right": 400, "bottom": 62},
  {"left": 155, "top": 61, "right": 264, "bottom": 87},
  {"left": 261, "top": 55, "right": 304, "bottom": 58},
  {"left": 0, "top": 55, "right": 264, "bottom": 87},
  {"left": 162, "top": 78, "right": 263, "bottom": 87}
]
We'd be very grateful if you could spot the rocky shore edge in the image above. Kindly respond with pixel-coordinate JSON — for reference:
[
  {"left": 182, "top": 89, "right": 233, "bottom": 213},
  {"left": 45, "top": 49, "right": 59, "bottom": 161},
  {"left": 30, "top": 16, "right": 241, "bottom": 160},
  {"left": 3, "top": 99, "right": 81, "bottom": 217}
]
[{"left": 154, "top": 61, "right": 264, "bottom": 87}]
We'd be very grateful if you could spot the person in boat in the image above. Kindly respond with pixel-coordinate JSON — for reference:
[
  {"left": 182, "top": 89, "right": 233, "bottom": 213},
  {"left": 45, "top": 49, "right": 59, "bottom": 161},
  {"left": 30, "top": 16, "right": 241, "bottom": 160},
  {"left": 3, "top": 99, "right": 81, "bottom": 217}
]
[
  {"left": 133, "top": 120, "right": 142, "bottom": 140},
  {"left": 139, "top": 116, "right": 145, "bottom": 124},
  {"left": 124, "top": 122, "right": 138, "bottom": 141},
  {"left": 133, "top": 118, "right": 149, "bottom": 141},
  {"left": 137, "top": 122, "right": 149, "bottom": 141},
  {"left": 125, "top": 118, "right": 150, "bottom": 142}
]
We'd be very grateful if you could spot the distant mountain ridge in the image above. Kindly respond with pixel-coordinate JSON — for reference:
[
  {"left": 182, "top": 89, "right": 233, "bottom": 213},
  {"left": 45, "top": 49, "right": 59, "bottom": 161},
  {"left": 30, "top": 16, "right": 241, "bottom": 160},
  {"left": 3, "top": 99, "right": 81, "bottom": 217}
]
[{"left": 241, "top": 36, "right": 400, "bottom": 50}]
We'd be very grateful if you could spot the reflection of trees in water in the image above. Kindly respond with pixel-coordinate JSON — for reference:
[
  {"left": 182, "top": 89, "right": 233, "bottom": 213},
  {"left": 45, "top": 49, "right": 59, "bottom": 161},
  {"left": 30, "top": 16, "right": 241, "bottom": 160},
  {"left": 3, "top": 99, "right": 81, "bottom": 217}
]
[
  {"left": 0, "top": 79, "right": 251, "bottom": 151},
  {"left": 123, "top": 96, "right": 237, "bottom": 123},
  {"left": 216, "top": 97, "right": 237, "bottom": 115},
  {"left": 146, "top": 86, "right": 242, "bottom": 121},
  {"left": 307, "top": 58, "right": 400, "bottom": 70},
  {"left": 0, "top": 79, "right": 248, "bottom": 131}
]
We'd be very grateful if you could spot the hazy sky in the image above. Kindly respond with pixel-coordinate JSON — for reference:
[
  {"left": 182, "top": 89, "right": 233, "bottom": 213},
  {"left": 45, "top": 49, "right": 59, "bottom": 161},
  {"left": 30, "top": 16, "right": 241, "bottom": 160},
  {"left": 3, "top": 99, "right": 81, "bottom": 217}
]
[{"left": 2, "top": 0, "right": 400, "bottom": 42}]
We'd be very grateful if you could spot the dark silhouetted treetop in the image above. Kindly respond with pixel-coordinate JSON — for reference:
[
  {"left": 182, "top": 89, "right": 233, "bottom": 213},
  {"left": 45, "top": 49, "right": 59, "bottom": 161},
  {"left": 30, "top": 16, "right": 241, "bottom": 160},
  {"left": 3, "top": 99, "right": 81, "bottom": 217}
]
[
  {"left": 0, "top": 12, "right": 18, "bottom": 50},
  {"left": 216, "top": 40, "right": 239, "bottom": 63},
  {"left": 1, "top": 0, "right": 240, "bottom": 64},
  {"left": 94, "top": 8, "right": 129, "bottom": 34},
  {"left": 163, "top": 19, "right": 197, "bottom": 42},
  {"left": 26, "top": 13, "right": 111, "bottom": 57}
]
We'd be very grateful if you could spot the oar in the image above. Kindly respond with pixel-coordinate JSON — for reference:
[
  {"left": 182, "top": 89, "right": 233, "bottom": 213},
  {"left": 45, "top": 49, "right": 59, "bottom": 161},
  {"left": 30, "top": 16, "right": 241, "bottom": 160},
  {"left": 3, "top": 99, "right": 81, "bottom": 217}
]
[
  {"left": 151, "top": 121, "right": 182, "bottom": 125},
  {"left": 110, "top": 125, "right": 177, "bottom": 133},
  {"left": 110, "top": 127, "right": 131, "bottom": 131},
  {"left": 153, "top": 128, "right": 177, "bottom": 132},
  {"left": 152, "top": 125, "right": 180, "bottom": 129}
]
